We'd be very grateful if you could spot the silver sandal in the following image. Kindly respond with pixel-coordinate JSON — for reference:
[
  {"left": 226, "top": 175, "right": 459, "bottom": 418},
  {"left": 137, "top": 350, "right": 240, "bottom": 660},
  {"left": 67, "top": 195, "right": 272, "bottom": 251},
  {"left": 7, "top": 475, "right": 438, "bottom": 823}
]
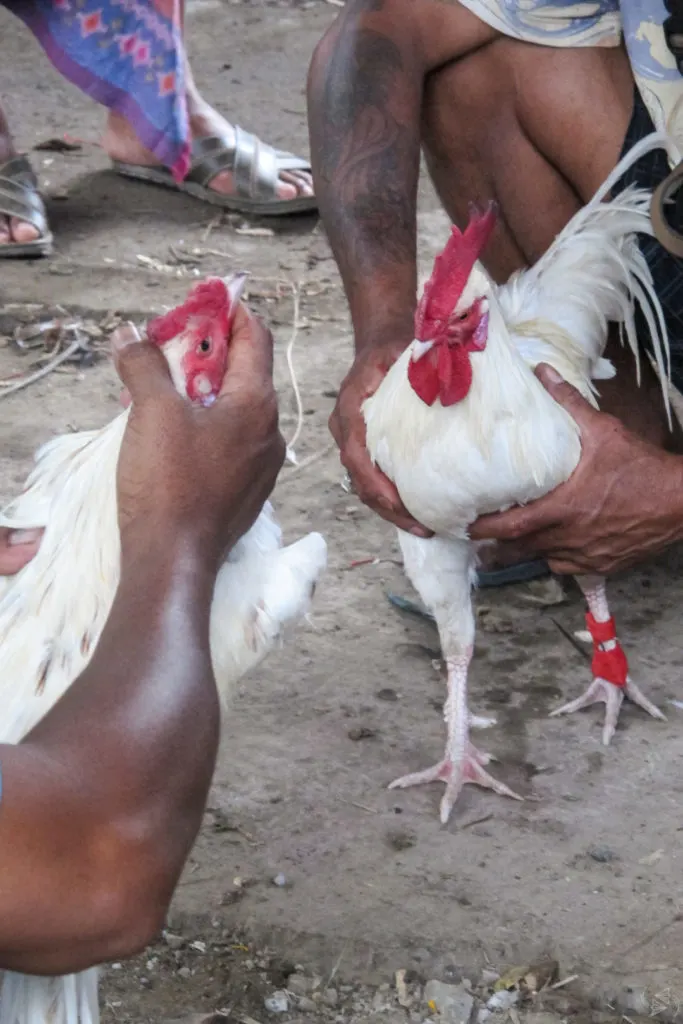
[
  {"left": 0, "top": 155, "right": 53, "bottom": 258},
  {"left": 112, "top": 127, "right": 317, "bottom": 217}
]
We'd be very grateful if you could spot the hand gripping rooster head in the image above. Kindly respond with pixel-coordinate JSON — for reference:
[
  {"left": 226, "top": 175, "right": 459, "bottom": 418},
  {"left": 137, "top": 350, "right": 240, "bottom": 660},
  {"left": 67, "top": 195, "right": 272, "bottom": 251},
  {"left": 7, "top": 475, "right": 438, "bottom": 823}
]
[
  {"left": 146, "top": 273, "right": 248, "bottom": 406},
  {"left": 408, "top": 203, "right": 497, "bottom": 407}
]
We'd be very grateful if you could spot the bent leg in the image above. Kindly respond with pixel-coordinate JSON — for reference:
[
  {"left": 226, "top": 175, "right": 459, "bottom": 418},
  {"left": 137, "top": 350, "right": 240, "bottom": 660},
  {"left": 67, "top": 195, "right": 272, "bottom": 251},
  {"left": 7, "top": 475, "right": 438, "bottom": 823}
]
[{"left": 421, "top": 38, "right": 681, "bottom": 448}]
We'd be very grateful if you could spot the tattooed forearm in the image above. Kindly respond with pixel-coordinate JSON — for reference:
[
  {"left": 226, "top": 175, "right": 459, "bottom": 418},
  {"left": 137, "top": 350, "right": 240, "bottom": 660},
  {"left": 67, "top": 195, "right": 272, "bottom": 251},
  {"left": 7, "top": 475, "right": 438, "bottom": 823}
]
[{"left": 308, "top": 10, "right": 423, "bottom": 341}]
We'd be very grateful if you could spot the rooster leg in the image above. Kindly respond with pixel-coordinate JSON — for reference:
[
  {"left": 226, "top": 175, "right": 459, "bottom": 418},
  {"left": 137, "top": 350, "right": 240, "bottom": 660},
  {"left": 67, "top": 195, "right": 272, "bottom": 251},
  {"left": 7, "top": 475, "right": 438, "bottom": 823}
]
[
  {"left": 390, "top": 648, "right": 523, "bottom": 823},
  {"left": 551, "top": 574, "right": 666, "bottom": 744},
  {"left": 389, "top": 533, "right": 522, "bottom": 822}
]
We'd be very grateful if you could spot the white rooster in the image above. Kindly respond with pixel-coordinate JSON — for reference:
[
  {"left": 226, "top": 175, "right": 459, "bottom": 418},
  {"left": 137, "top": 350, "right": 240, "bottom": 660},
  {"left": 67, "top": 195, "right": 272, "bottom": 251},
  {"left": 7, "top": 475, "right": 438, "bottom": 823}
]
[
  {"left": 0, "top": 274, "right": 327, "bottom": 1024},
  {"left": 363, "top": 131, "right": 676, "bottom": 825}
]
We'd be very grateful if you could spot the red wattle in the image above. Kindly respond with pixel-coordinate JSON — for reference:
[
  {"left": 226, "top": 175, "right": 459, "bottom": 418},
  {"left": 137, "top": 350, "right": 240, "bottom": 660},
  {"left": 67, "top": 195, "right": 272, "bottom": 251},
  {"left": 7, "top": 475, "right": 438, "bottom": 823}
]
[
  {"left": 408, "top": 343, "right": 474, "bottom": 407},
  {"left": 438, "top": 342, "right": 472, "bottom": 406},
  {"left": 407, "top": 348, "right": 440, "bottom": 405},
  {"left": 586, "top": 612, "right": 628, "bottom": 688}
]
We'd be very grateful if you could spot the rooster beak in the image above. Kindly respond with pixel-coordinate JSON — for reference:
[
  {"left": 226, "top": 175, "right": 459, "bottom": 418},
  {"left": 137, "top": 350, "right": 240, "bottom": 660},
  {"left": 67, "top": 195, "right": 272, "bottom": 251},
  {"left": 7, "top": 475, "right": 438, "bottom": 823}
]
[
  {"left": 412, "top": 340, "right": 434, "bottom": 360},
  {"left": 226, "top": 271, "right": 249, "bottom": 308}
]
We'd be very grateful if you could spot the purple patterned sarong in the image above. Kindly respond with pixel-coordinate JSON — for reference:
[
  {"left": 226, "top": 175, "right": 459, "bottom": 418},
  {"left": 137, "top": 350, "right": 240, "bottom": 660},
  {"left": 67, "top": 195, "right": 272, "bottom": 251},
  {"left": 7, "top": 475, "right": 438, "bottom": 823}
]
[{"left": 2, "top": 0, "right": 191, "bottom": 180}]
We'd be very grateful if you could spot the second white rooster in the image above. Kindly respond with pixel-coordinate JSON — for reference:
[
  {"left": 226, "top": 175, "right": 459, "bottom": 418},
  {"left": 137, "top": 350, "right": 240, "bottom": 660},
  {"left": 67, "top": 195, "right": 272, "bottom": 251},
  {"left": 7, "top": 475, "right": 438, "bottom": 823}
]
[{"left": 363, "top": 131, "right": 675, "bottom": 824}]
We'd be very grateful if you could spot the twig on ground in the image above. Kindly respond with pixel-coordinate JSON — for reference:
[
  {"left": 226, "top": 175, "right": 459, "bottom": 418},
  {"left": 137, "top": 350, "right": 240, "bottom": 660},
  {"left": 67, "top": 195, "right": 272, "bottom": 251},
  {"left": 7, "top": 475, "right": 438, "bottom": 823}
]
[{"left": 0, "top": 338, "right": 85, "bottom": 399}]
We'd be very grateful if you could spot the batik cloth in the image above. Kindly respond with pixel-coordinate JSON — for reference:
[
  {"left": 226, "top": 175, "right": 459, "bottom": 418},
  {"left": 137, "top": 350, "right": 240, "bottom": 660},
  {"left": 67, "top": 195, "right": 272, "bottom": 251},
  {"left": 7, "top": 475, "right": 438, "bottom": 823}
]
[{"left": 2, "top": 0, "right": 190, "bottom": 179}]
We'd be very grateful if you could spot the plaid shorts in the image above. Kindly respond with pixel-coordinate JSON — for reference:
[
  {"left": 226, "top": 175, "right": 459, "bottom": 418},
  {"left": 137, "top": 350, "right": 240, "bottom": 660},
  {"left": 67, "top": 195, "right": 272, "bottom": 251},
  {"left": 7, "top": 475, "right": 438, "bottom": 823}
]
[{"left": 612, "top": 87, "right": 683, "bottom": 391}]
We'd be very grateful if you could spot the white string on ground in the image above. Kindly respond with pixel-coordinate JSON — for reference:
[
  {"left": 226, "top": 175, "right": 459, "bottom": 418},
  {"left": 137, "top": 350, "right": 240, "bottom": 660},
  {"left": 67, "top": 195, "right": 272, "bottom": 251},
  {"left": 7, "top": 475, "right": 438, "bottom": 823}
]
[{"left": 284, "top": 281, "right": 304, "bottom": 464}]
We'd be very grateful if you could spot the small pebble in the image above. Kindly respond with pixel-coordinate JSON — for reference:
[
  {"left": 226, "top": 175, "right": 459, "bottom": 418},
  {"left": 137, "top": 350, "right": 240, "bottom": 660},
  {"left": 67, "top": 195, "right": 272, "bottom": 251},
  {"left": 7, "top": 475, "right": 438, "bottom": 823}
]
[
  {"left": 588, "top": 845, "right": 619, "bottom": 863},
  {"left": 347, "top": 725, "right": 378, "bottom": 741},
  {"left": 264, "top": 991, "right": 289, "bottom": 1014},
  {"left": 286, "top": 974, "right": 309, "bottom": 995},
  {"left": 298, "top": 997, "right": 317, "bottom": 1012},
  {"left": 272, "top": 873, "right": 287, "bottom": 887},
  {"left": 372, "top": 991, "right": 388, "bottom": 1011},
  {"left": 177, "top": 967, "right": 192, "bottom": 980},
  {"left": 376, "top": 687, "right": 398, "bottom": 702},
  {"left": 163, "top": 932, "right": 185, "bottom": 950},
  {"left": 323, "top": 987, "right": 339, "bottom": 1007}
]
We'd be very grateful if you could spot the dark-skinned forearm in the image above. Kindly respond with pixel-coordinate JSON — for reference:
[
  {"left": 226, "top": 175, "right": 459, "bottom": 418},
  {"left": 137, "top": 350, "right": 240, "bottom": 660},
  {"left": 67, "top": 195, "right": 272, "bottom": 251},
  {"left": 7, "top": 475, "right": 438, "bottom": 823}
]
[
  {"left": 308, "top": 0, "right": 424, "bottom": 350},
  {"left": 0, "top": 532, "right": 220, "bottom": 973}
]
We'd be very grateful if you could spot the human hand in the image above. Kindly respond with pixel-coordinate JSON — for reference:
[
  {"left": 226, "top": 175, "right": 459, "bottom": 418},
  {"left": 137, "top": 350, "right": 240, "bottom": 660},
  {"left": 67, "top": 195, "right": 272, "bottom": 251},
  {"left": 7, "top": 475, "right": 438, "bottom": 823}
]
[
  {"left": 0, "top": 527, "right": 43, "bottom": 575},
  {"left": 469, "top": 364, "right": 683, "bottom": 575},
  {"left": 111, "top": 306, "right": 286, "bottom": 568},
  {"left": 330, "top": 341, "right": 433, "bottom": 537}
]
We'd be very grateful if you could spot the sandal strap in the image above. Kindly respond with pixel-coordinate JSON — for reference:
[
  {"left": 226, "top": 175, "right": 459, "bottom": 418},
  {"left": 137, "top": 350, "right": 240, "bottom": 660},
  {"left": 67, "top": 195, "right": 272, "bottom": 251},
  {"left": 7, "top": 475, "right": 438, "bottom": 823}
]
[
  {"left": 186, "top": 129, "right": 311, "bottom": 202},
  {"left": 0, "top": 155, "right": 49, "bottom": 236}
]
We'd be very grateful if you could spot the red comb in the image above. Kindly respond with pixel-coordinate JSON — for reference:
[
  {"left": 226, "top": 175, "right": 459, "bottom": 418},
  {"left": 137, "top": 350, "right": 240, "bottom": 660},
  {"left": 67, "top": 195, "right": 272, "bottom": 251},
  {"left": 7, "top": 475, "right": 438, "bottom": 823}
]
[
  {"left": 415, "top": 202, "right": 497, "bottom": 339},
  {"left": 147, "top": 278, "right": 230, "bottom": 346}
]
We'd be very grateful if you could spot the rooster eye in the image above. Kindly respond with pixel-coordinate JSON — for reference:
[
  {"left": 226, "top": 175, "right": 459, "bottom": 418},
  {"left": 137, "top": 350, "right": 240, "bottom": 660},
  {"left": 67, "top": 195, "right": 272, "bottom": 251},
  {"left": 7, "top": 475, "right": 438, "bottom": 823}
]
[
  {"left": 198, "top": 338, "right": 211, "bottom": 353},
  {"left": 456, "top": 311, "right": 469, "bottom": 321}
]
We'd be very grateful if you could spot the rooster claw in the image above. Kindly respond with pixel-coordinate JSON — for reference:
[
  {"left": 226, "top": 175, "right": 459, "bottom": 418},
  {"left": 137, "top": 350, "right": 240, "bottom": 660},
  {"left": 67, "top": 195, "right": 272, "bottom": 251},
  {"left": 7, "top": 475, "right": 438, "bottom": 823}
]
[
  {"left": 389, "top": 744, "right": 523, "bottom": 823},
  {"left": 551, "top": 676, "right": 666, "bottom": 745}
]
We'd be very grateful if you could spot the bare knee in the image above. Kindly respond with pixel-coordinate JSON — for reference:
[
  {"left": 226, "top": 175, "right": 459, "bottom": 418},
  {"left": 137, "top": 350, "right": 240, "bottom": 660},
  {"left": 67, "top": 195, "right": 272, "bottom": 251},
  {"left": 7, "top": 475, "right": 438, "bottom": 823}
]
[
  {"left": 420, "top": 39, "right": 636, "bottom": 276},
  {"left": 422, "top": 42, "right": 581, "bottom": 278}
]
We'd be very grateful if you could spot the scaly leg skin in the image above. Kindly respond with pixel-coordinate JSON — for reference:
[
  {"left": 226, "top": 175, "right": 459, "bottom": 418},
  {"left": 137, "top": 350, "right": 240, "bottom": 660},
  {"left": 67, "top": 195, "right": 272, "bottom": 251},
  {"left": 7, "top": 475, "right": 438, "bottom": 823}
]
[
  {"left": 551, "top": 574, "right": 666, "bottom": 745},
  {"left": 390, "top": 533, "right": 522, "bottom": 823},
  {"left": 389, "top": 649, "right": 523, "bottom": 823}
]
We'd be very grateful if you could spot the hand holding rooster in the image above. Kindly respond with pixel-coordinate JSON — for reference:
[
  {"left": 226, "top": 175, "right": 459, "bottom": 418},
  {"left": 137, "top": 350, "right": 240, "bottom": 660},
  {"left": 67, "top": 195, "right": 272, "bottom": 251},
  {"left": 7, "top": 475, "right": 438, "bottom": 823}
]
[
  {"left": 470, "top": 364, "right": 683, "bottom": 576},
  {"left": 330, "top": 339, "right": 434, "bottom": 538},
  {"left": 113, "top": 304, "right": 285, "bottom": 566}
]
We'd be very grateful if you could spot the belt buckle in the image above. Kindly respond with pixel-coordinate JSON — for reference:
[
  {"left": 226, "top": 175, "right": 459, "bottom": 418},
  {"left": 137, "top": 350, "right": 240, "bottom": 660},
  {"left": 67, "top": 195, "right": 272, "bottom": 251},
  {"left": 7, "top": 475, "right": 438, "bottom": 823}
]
[{"left": 651, "top": 160, "right": 683, "bottom": 257}]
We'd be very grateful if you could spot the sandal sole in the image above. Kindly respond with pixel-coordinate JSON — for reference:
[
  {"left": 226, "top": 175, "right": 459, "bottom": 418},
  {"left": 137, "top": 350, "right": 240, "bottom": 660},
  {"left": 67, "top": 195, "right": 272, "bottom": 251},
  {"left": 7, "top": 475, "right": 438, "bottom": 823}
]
[
  {"left": 112, "top": 162, "right": 318, "bottom": 217},
  {"left": 0, "top": 233, "right": 53, "bottom": 258}
]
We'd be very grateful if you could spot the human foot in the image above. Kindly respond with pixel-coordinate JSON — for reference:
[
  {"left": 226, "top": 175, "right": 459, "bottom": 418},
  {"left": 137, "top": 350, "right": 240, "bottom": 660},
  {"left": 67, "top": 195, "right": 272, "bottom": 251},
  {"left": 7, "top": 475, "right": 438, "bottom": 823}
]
[
  {"left": 103, "top": 109, "right": 314, "bottom": 204},
  {"left": 0, "top": 111, "right": 43, "bottom": 248},
  {"left": 0, "top": 155, "right": 52, "bottom": 257}
]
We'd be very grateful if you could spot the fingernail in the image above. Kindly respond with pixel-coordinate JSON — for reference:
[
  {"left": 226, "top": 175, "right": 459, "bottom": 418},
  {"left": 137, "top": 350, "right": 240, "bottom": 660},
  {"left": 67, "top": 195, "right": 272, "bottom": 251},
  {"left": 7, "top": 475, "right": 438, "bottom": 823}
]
[
  {"left": 410, "top": 526, "right": 427, "bottom": 537},
  {"left": 538, "top": 363, "right": 562, "bottom": 384},
  {"left": 8, "top": 528, "right": 41, "bottom": 546},
  {"left": 111, "top": 321, "right": 142, "bottom": 354}
]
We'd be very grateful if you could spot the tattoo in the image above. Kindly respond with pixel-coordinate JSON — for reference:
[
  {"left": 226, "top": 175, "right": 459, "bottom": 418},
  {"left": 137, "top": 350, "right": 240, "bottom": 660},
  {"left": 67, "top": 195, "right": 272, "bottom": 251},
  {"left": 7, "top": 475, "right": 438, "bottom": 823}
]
[{"left": 312, "top": 24, "right": 420, "bottom": 280}]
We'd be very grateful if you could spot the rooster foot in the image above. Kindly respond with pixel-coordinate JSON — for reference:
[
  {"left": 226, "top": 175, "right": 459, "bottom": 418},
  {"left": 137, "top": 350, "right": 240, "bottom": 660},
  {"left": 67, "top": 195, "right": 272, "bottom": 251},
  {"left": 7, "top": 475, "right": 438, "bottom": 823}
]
[
  {"left": 550, "top": 676, "right": 666, "bottom": 746},
  {"left": 388, "top": 742, "right": 523, "bottom": 824}
]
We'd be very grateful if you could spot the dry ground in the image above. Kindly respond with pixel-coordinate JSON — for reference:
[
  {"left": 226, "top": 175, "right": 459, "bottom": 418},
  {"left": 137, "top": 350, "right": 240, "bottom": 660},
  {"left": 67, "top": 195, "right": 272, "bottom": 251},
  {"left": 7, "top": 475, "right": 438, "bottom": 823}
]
[{"left": 2, "top": 1, "right": 683, "bottom": 1019}]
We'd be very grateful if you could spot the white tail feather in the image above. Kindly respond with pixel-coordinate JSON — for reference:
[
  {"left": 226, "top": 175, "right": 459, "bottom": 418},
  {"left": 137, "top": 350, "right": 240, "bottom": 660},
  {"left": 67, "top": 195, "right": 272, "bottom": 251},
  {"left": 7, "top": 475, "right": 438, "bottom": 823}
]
[
  {"left": 0, "top": 971, "right": 99, "bottom": 1024},
  {"left": 501, "top": 130, "right": 675, "bottom": 424}
]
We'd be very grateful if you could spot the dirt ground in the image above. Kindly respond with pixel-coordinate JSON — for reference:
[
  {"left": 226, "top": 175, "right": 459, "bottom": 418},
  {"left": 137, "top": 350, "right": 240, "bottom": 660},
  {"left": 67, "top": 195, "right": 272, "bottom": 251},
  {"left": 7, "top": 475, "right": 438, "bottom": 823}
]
[{"left": 2, "top": 1, "right": 683, "bottom": 1021}]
